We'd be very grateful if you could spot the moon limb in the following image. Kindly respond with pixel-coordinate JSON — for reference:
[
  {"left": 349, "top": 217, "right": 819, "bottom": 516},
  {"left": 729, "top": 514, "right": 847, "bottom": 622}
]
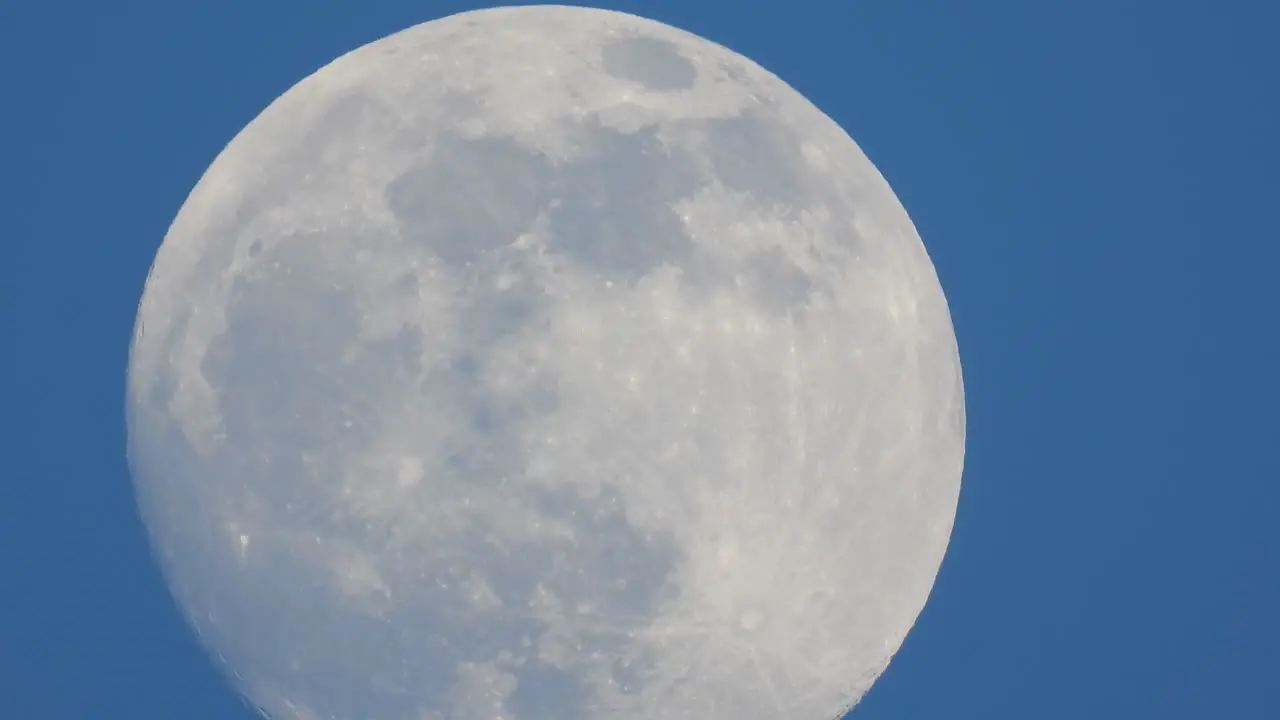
[{"left": 127, "top": 6, "right": 964, "bottom": 720}]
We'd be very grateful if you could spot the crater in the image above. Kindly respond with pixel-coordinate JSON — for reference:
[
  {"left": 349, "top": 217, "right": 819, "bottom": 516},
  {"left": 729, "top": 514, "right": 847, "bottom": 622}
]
[{"left": 601, "top": 35, "right": 697, "bottom": 92}]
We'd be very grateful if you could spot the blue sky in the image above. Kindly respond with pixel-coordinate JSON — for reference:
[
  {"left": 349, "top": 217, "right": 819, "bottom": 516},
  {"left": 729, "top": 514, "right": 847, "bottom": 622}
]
[{"left": 3, "top": 1, "right": 1277, "bottom": 718}]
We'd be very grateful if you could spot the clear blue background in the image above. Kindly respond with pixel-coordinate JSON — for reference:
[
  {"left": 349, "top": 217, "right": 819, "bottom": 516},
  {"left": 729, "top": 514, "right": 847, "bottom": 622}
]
[{"left": 3, "top": 1, "right": 1277, "bottom": 717}]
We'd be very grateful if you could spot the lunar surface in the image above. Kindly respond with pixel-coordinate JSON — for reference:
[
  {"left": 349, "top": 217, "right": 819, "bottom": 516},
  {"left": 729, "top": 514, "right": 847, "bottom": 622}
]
[{"left": 126, "top": 6, "right": 965, "bottom": 720}]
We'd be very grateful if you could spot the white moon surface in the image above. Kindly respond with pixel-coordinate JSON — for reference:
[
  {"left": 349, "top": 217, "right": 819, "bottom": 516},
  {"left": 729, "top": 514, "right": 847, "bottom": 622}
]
[{"left": 126, "top": 6, "right": 965, "bottom": 720}]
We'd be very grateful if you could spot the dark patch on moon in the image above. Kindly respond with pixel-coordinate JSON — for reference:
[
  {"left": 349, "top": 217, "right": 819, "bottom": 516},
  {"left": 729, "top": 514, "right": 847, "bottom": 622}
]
[
  {"left": 386, "top": 133, "right": 552, "bottom": 267},
  {"left": 610, "top": 653, "right": 649, "bottom": 696},
  {"left": 388, "top": 483, "right": 676, "bottom": 720},
  {"left": 530, "top": 483, "right": 679, "bottom": 620},
  {"left": 386, "top": 119, "right": 704, "bottom": 283},
  {"left": 440, "top": 260, "right": 557, "bottom": 474},
  {"left": 507, "top": 664, "right": 588, "bottom": 720},
  {"left": 202, "top": 231, "right": 375, "bottom": 467},
  {"left": 601, "top": 35, "right": 698, "bottom": 92},
  {"left": 199, "top": 231, "right": 437, "bottom": 532},
  {"left": 393, "top": 270, "right": 418, "bottom": 295},
  {"left": 740, "top": 247, "right": 815, "bottom": 315},
  {"left": 457, "top": 277, "right": 544, "bottom": 346},
  {"left": 700, "top": 108, "right": 812, "bottom": 209},
  {"left": 546, "top": 123, "right": 702, "bottom": 280}
]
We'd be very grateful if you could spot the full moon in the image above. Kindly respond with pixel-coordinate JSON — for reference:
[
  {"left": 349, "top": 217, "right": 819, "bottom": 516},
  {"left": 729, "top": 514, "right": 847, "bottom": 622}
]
[{"left": 126, "top": 6, "right": 964, "bottom": 720}]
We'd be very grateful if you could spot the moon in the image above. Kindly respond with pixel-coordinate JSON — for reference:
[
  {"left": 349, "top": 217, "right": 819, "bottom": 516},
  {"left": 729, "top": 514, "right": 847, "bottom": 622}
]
[{"left": 126, "top": 6, "right": 964, "bottom": 720}]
